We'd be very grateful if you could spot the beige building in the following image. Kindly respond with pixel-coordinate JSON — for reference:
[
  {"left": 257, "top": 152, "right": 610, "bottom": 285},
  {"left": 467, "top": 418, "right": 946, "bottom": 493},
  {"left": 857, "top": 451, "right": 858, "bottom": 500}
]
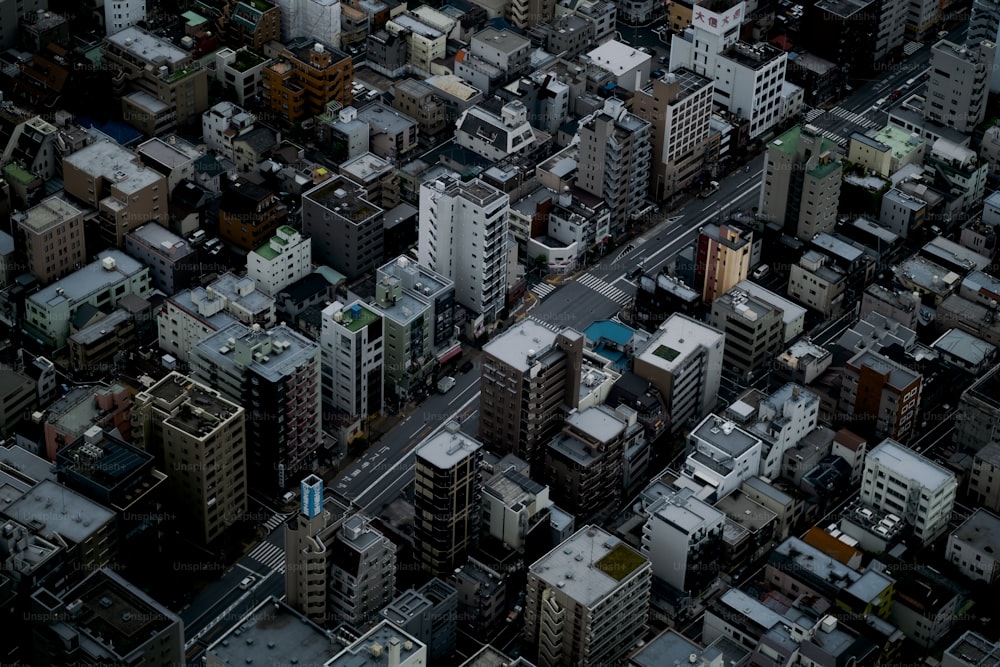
[
  {"left": 925, "top": 39, "right": 994, "bottom": 134},
  {"left": 760, "top": 125, "right": 842, "bottom": 240},
  {"left": 414, "top": 424, "right": 483, "bottom": 577},
  {"left": 788, "top": 250, "right": 848, "bottom": 316},
  {"left": 634, "top": 68, "right": 714, "bottom": 200},
  {"left": 710, "top": 287, "right": 784, "bottom": 374},
  {"left": 695, "top": 223, "right": 751, "bottom": 303},
  {"left": 17, "top": 196, "right": 85, "bottom": 286},
  {"left": 526, "top": 526, "right": 651, "bottom": 667},
  {"left": 62, "top": 140, "right": 167, "bottom": 248},
  {"left": 479, "top": 319, "right": 584, "bottom": 471},
  {"left": 132, "top": 372, "right": 247, "bottom": 545},
  {"left": 103, "top": 26, "right": 209, "bottom": 135}
]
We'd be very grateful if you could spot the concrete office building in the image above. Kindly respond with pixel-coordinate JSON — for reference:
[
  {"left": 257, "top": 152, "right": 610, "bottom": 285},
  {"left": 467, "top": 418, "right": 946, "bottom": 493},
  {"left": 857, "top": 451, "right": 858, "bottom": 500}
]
[
  {"left": 760, "top": 125, "right": 842, "bottom": 240},
  {"left": 633, "top": 313, "right": 725, "bottom": 433},
  {"left": 861, "top": 439, "right": 957, "bottom": 545},
  {"left": 191, "top": 323, "right": 322, "bottom": 493},
  {"left": 925, "top": 39, "right": 994, "bottom": 133},
  {"left": 27, "top": 568, "right": 182, "bottom": 667},
  {"left": 102, "top": 27, "right": 209, "bottom": 135},
  {"left": 479, "top": 319, "right": 584, "bottom": 470},
  {"left": 710, "top": 287, "right": 784, "bottom": 374},
  {"left": 124, "top": 223, "right": 197, "bottom": 294},
  {"left": 695, "top": 223, "right": 752, "bottom": 303},
  {"left": 839, "top": 349, "right": 923, "bottom": 442},
  {"left": 482, "top": 455, "right": 553, "bottom": 551},
  {"left": 641, "top": 484, "right": 725, "bottom": 593},
  {"left": 62, "top": 139, "right": 167, "bottom": 248},
  {"left": 132, "top": 372, "right": 246, "bottom": 545},
  {"left": 414, "top": 423, "right": 483, "bottom": 576},
  {"left": 682, "top": 414, "right": 764, "bottom": 500},
  {"left": 246, "top": 225, "right": 312, "bottom": 296},
  {"left": 943, "top": 632, "right": 1000, "bottom": 667},
  {"left": 382, "top": 579, "right": 458, "bottom": 663},
  {"left": 24, "top": 251, "right": 150, "bottom": 351},
  {"left": 947, "top": 509, "right": 1000, "bottom": 584},
  {"left": 16, "top": 196, "right": 85, "bottom": 286},
  {"left": 526, "top": 526, "right": 652, "bottom": 667},
  {"left": 105, "top": 0, "right": 145, "bottom": 35},
  {"left": 418, "top": 175, "right": 509, "bottom": 323},
  {"left": 576, "top": 98, "right": 651, "bottom": 233},
  {"left": 956, "top": 357, "right": 1000, "bottom": 451},
  {"left": 634, "top": 68, "right": 714, "bottom": 200},
  {"left": 319, "top": 300, "right": 384, "bottom": 444},
  {"left": 969, "top": 442, "right": 1000, "bottom": 513},
  {"left": 302, "top": 178, "right": 384, "bottom": 279}
]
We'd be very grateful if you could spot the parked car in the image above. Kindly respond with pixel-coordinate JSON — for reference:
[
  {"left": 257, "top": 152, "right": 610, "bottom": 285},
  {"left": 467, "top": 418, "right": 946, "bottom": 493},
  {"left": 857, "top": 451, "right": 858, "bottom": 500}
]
[
  {"left": 752, "top": 264, "right": 770, "bottom": 280},
  {"left": 698, "top": 180, "right": 720, "bottom": 198},
  {"left": 460, "top": 360, "right": 474, "bottom": 374}
]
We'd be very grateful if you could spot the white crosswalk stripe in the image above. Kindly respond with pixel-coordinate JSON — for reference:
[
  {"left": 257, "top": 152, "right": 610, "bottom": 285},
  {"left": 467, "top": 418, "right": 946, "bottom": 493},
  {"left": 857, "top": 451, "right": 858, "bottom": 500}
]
[
  {"left": 263, "top": 513, "right": 287, "bottom": 532},
  {"left": 530, "top": 282, "right": 557, "bottom": 299},
  {"left": 248, "top": 542, "right": 286, "bottom": 573},
  {"left": 805, "top": 108, "right": 824, "bottom": 122},
  {"left": 576, "top": 273, "right": 631, "bottom": 305}
]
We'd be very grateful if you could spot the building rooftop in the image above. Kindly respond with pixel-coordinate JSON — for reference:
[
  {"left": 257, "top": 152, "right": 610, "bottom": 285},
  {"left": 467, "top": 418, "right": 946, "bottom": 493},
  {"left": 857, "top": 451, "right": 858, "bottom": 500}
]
[
  {"left": 204, "top": 272, "right": 274, "bottom": 317},
  {"left": 483, "top": 318, "right": 571, "bottom": 372},
  {"left": 868, "top": 438, "right": 955, "bottom": 491},
  {"left": 63, "top": 139, "right": 163, "bottom": 195},
  {"left": 136, "top": 137, "right": 199, "bottom": 170},
  {"left": 847, "top": 349, "right": 920, "bottom": 390},
  {"left": 425, "top": 74, "right": 482, "bottom": 101},
  {"left": 340, "top": 152, "right": 393, "bottom": 182},
  {"left": 952, "top": 508, "right": 1000, "bottom": 554},
  {"left": 21, "top": 196, "right": 80, "bottom": 234},
  {"left": 944, "top": 631, "right": 1000, "bottom": 667},
  {"left": 530, "top": 526, "right": 648, "bottom": 605},
  {"left": 924, "top": 236, "right": 991, "bottom": 273},
  {"left": 195, "top": 323, "right": 319, "bottom": 384},
  {"left": 327, "top": 620, "right": 425, "bottom": 666},
  {"left": 872, "top": 125, "right": 924, "bottom": 159},
  {"left": 377, "top": 255, "right": 451, "bottom": 299},
  {"left": 206, "top": 597, "right": 333, "bottom": 667},
  {"left": 69, "top": 309, "right": 132, "bottom": 347},
  {"left": 357, "top": 103, "right": 418, "bottom": 136},
  {"left": 104, "top": 26, "right": 189, "bottom": 66},
  {"left": 127, "top": 223, "right": 193, "bottom": 260},
  {"left": 3, "top": 479, "right": 114, "bottom": 544},
  {"left": 143, "top": 372, "right": 242, "bottom": 440},
  {"left": 305, "top": 180, "right": 382, "bottom": 226},
  {"left": 473, "top": 27, "right": 530, "bottom": 53},
  {"left": 28, "top": 250, "right": 146, "bottom": 310},
  {"left": 566, "top": 405, "right": 626, "bottom": 444},
  {"left": 417, "top": 425, "right": 482, "bottom": 470},
  {"left": 0, "top": 442, "right": 54, "bottom": 484},
  {"left": 585, "top": 40, "right": 652, "bottom": 76},
  {"left": 629, "top": 629, "right": 702, "bottom": 667},
  {"left": 691, "top": 414, "right": 761, "bottom": 458},
  {"left": 722, "top": 40, "right": 785, "bottom": 69},
  {"left": 647, "top": 485, "right": 724, "bottom": 534},
  {"left": 932, "top": 328, "right": 996, "bottom": 366},
  {"left": 328, "top": 300, "right": 381, "bottom": 333},
  {"left": 637, "top": 313, "right": 723, "bottom": 372}
]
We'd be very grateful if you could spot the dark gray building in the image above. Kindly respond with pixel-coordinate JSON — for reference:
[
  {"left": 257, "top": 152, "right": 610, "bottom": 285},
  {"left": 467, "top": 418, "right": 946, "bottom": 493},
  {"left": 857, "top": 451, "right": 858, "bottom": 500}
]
[
  {"left": 381, "top": 578, "right": 457, "bottom": 663},
  {"left": 302, "top": 178, "right": 384, "bottom": 279}
]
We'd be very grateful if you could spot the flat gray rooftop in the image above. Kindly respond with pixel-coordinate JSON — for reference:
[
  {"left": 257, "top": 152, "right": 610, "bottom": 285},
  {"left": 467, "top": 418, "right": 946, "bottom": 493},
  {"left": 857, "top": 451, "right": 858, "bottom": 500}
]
[
  {"left": 206, "top": 598, "right": 333, "bottom": 667},
  {"left": 416, "top": 427, "right": 482, "bottom": 470},
  {"left": 29, "top": 250, "right": 146, "bottom": 309},
  {"left": 22, "top": 196, "right": 80, "bottom": 234},
  {"left": 63, "top": 139, "right": 163, "bottom": 195},
  {"left": 952, "top": 509, "right": 1000, "bottom": 552},
  {"left": 327, "top": 620, "right": 424, "bottom": 666},
  {"left": 566, "top": 405, "right": 625, "bottom": 444},
  {"left": 105, "top": 25, "right": 188, "bottom": 65},
  {"left": 483, "top": 318, "right": 565, "bottom": 372},
  {"left": 868, "top": 439, "right": 955, "bottom": 491},
  {"left": 4, "top": 479, "right": 115, "bottom": 544},
  {"left": 195, "top": 323, "right": 319, "bottom": 384}
]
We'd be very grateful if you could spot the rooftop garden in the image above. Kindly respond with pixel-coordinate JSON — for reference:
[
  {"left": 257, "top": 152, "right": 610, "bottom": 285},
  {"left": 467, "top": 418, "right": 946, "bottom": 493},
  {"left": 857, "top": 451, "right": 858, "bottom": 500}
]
[
  {"left": 595, "top": 544, "right": 645, "bottom": 581},
  {"left": 231, "top": 49, "right": 266, "bottom": 72}
]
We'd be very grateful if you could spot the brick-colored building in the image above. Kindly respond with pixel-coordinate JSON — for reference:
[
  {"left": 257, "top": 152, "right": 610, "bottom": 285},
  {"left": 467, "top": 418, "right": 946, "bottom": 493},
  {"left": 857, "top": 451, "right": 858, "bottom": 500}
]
[
  {"left": 262, "top": 40, "right": 353, "bottom": 126},
  {"left": 16, "top": 196, "right": 85, "bottom": 285},
  {"left": 218, "top": 179, "right": 287, "bottom": 251}
]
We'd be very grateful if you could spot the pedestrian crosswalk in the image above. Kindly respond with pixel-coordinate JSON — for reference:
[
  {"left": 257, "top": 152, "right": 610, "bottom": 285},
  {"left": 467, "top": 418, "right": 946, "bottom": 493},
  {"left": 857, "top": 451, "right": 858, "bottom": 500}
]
[
  {"left": 576, "top": 273, "right": 631, "bottom": 305},
  {"left": 804, "top": 108, "right": 824, "bottom": 123},
  {"left": 263, "top": 513, "right": 288, "bottom": 532},
  {"left": 530, "top": 282, "right": 557, "bottom": 300},
  {"left": 828, "top": 106, "right": 879, "bottom": 129},
  {"left": 248, "top": 542, "right": 286, "bottom": 573}
]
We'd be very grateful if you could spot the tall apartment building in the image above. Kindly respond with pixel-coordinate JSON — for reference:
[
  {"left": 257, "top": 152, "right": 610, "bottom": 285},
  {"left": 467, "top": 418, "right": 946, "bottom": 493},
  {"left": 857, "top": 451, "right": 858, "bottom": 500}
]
[
  {"left": 860, "top": 439, "right": 957, "bottom": 544},
  {"left": 418, "top": 175, "right": 509, "bottom": 323},
  {"left": 262, "top": 41, "right": 353, "bottom": 126},
  {"left": 633, "top": 68, "right": 714, "bottom": 200},
  {"left": 24, "top": 250, "right": 150, "bottom": 350},
  {"left": 16, "top": 196, "right": 84, "bottom": 286},
  {"left": 525, "top": 526, "right": 651, "bottom": 667},
  {"left": 105, "top": 0, "right": 145, "bottom": 35},
  {"left": 760, "top": 125, "right": 842, "bottom": 240},
  {"left": 272, "top": 0, "right": 341, "bottom": 47},
  {"left": 62, "top": 139, "right": 167, "bottom": 248},
  {"left": 925, "top": 39, "right": 994, "bottom": 133},
  {"left": 124, "top": 223, "right": 198, "bottom": 294},
  {"left": 576, "top": 98, "right": 651, "bottom": 234},
  {"left": 191, "top": 323, "right": 322, "bottom": 493},
  {"left": 102, "top": 27, "right": 209, "bottom": 135},
  {"left": 839, "top": 349, "right": 922, "bottom": 442},
  {"left": 669, "top": 1, "right": 789, "bottom": 138},
  {"left": 246, "top": 225, "right": 312, "bottom": 296},
  {"left": 302, "top": 178, "right": 384, "bottom": 279},
  {"left": 218, "top": 179, "right": 288, "bottom": 252},
  {"left": 414, "top": 423, "right": 483, "bottom": 576},
  {"left": 285, "top": 475, "right": 397, "bottom": 629},
  {"left": 641, "top": 484, "right": 725, "bottom": 594},
  {"left": 479, "top": 319, "right": 584, "bottom": 470},
  {"left": 803, "top": 0, "right": 906, "bottom": 80},
  {"left": 27, "top": 568, "right": 183, "bottom": 667},
  {"left": 633, "top": 313, "right": 725, "bottom": 433},
  {"left": 710, "top": 287, "right": 784, "bottom": 374},
  {"left": 319, "top": 301, "right": 383, "bottom": 444},
  {"left": 508, "top": 0, "right": 555, "bottom": 28},
  {"left": 370, "top": 256, "right": 457, "bottom": 400},
  {"left": 132, "top": 372, "right": 246, "bottom": 545},
  {"left": 695, "top": 223, "right": 752, "bottom": 303}
]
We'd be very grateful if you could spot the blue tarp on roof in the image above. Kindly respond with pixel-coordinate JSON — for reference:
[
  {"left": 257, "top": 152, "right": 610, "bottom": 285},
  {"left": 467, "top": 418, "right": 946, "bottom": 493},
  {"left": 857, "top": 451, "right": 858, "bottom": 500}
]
[{"left": 75, "top": 117, "right": 144, "bottom": 147}]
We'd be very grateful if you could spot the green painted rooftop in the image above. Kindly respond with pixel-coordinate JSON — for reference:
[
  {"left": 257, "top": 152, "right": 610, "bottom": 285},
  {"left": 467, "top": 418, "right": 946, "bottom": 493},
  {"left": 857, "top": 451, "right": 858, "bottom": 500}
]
[
  {"left": 182, "top": 10, "right": 207, "bottom": 25},
  {"left": 343, "top": 304, "right": 379, "bottom": 332},
  {"left": 3, "top": 164, "right": 37, "bottom": 185},
  {"left": 595, "top": 543, "right": 646, "bottom": 581}
]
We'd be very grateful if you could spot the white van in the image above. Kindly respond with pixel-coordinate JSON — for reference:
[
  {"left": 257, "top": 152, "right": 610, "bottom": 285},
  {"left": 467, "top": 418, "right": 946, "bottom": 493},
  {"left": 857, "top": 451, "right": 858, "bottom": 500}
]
[
  {"left": 752, "top": 264, "right": 770, "bottom": 280},
  {"left": 239, "top": 575, "right": 256, "bottom": 590}
]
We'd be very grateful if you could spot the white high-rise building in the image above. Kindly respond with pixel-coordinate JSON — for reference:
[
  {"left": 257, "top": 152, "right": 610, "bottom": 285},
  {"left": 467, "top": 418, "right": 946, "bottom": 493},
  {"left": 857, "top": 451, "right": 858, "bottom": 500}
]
[
  {"left": 669, "top": 0, "right": 788, "bottom": 138},
  {"left": 273, "top": 0, "right": 341, "bottom": 47},
  {"left": 860, "top": 439, "right": 957, "bottom": 545},
  {"left": 246, "top": 225, "right": 312, "bottom": 296},
  {"left": 104, "top": 0, "right": 145, "bottom": 35},
  {"left": 925, "top": 39, "right": 995, "bottom": 128},
  {"left": 418, "top": 175, "right": 509, "bottom": 323}
]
